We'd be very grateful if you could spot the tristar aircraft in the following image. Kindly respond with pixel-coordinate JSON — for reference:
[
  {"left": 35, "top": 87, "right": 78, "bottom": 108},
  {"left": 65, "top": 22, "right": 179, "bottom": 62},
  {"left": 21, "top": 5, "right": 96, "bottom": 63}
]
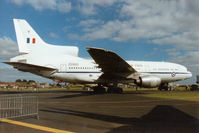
[{"left": 4, "top": 19, "right": 192, "bottom": 93}]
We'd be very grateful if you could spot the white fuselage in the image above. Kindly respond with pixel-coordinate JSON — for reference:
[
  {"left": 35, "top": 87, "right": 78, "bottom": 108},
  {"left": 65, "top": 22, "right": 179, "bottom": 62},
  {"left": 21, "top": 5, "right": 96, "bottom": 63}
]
[
  {"left": 11, "top": 53, "right": 192, "bottom": 84},
  {"left": 16, "top": 54, "right": 190, "bottom": 84},
  {"left": 53, "top": 61, "right": 192, "bottom": 84}
]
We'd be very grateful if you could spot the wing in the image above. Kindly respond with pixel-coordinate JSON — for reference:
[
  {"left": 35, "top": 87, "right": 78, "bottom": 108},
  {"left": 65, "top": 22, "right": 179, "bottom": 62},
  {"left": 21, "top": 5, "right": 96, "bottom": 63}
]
[
  {"left": 3, "top": 62, "right": 57, "bottom": 77},
  {"left": 86, "top": 47, "right": 138, "bottom": 82}
]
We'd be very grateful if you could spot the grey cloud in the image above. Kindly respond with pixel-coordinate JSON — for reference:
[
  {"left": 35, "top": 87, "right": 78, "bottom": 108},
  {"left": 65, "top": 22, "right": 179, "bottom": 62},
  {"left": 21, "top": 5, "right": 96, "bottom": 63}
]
[
  {"left": 81, "top": 20, "right": 121, "bottom": 40},
  {"left": 184, "top": 0, "right": 199, "bottom": 15},
  {"left": 49, "top": 32, "right": 59, "bottom": 38},
  {"left": 165, "top": 49, "right": 181, "bottom": 57},
  {"left": 77, "top": 0, "right": 118, "bottom": 15},
  {"left": 74, "top": 0, "right": 199, "bottom": 52},
  {"left": 0, "top": 37, "right": 18, "bottom": 59},
  {"left": 151, "top": 32, "right": 199, "bottom": 50},
  {"left": 169, "top": 51, "right": 199, "bottom": 66},
  {"left": 168, "top": 51, "right": 199, "bottom": 84},
  {"left": 57, "top": 1, "right": 72, "bottom": 13},
  {"left": 10, "top": 0, "right": 72, "bottom": 13},
  {"left": 79, "top": 19, "right": 104, "bottom": 27}
]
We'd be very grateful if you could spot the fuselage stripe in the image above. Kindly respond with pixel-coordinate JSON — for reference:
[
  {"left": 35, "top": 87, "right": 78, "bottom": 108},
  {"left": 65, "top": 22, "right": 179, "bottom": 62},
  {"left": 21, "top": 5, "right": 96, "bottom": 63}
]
[
  {"left": 57, "top": 71, "right": 101, "bottom": 73},
  {"left": 56, "top": 71, "right": 190, "bottom": 74}
]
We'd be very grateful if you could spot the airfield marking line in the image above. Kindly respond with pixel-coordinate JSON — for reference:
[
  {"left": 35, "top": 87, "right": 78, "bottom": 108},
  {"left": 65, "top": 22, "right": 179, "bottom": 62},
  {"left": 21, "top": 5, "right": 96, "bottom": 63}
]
[{"left": 0, "top": 119, "right": 75, "bottom": 133}]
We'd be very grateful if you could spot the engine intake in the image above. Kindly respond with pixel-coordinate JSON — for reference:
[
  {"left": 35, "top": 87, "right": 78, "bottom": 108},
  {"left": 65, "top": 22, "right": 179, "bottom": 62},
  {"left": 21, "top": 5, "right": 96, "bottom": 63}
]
[{"left": 136, "top": 76, "right": 161, "bottom": 88}]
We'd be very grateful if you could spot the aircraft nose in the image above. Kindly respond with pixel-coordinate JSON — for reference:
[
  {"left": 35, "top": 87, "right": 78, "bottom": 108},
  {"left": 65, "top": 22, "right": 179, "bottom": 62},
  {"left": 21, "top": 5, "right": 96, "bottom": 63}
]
[{"left": 187, "top": 71, "right": 192, "bottom": 78}]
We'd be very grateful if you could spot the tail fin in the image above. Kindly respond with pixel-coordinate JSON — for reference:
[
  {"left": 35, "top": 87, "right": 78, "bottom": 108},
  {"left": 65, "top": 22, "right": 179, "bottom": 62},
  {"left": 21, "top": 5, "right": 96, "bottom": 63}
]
[
  {"left": 13, "top": 19, "right": 79, "bottom": 56},
  {"left": 13, "top": 19, "right": 46, "bottom": 54}
]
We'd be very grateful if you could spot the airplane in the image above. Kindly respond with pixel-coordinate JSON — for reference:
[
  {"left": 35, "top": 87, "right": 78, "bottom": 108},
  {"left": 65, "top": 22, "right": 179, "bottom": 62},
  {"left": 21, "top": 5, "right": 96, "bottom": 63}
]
[{"left": 4, "top": 19, "right": 192, "bottom": 93}]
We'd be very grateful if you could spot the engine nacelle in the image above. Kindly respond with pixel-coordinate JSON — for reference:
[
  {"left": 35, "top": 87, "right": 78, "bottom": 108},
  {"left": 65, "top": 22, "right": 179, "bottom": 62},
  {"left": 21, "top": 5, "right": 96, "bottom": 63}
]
[{"left": 136, "top": 76, "right": 161, "bottom": 88}]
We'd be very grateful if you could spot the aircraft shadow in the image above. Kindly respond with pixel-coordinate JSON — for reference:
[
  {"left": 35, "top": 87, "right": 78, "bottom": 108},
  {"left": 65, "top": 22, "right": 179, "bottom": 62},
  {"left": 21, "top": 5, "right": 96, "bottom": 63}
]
[
  {"left": 52, "top": 91, "right": 148, "bottom": 99},
  {"left": 52, "top": 91, "right": 93, "bottom": 99},
  {"left": 40, "top": 105, "right": 199, "bottom": 133}
]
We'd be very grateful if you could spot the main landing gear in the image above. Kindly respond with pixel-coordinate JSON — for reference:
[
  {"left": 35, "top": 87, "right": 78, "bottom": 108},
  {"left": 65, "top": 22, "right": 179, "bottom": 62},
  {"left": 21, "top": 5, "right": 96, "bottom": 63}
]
[
  {"left": 93, "top": 85, "right": 106, "bottom": 94},
  {"left": 158, "top": 83, "right": 171, "bottom": 91},
  {"left": 92, "top": 85, "right": 123, "bottom": 94},
  {"left": 107, "top": 86, "right": 123, "bottom": 94}
]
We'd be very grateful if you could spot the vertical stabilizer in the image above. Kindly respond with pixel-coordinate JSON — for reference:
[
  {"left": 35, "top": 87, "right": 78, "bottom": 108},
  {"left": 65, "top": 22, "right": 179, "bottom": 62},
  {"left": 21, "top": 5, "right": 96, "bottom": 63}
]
[
  {"left": 13, "top": 19, "right": 45, "bottom": 54},
  {"left": 13, "top": 19, "right": 79, "bottom": 56}
]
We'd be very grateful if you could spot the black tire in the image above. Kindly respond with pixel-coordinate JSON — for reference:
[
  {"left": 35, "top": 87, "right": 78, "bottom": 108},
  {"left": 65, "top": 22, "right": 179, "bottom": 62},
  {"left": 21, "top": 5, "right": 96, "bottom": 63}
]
[
  {"left": 158, "top": 84, "right": 169, "bottom": 91},
  {"left": 116, "top": 87, "right": 123, "bottom": 94},
  {"left": 93, "top": 87, "right": 106, "bottom": 94},
  {"left": 107, "top": 87, "right": 114, "bottom": 93},
  {"left": 107, "top": 87, "right": 123, "bottom": 94}
]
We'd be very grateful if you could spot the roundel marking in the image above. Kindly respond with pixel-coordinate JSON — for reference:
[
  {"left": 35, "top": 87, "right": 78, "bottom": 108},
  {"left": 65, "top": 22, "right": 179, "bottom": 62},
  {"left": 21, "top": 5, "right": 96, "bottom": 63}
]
[{"left": 171, "top": 72, "right": 176, "bottom": 77}]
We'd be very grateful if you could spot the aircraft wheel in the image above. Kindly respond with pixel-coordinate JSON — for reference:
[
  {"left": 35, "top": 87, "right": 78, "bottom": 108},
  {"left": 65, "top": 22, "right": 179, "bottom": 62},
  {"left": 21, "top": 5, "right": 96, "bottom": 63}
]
[
  {"left": 117, "top": 87, "right": 123, "bottom": 93},
  {"left": 107, "top": 87, "right": 114, "bottom": 93},
  {"left": 107, "top": 87, "right": 123, "bottom": 94},
  {"left": 93, "top": 86, "right": 106, "bottom": 94},
  {"left": 158, "top": 84, "right": 169, "bottom": 91}
]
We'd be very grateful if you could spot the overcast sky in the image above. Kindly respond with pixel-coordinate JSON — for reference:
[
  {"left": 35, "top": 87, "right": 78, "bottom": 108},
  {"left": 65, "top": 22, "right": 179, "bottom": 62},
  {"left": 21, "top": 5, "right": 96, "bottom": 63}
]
[{"left": 0, "top": 0, "right": 199, "bottom": 84}]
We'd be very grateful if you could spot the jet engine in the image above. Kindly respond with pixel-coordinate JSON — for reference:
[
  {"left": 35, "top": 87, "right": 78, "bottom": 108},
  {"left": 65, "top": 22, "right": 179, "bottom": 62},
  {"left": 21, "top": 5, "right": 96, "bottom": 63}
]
[{"left": 136, "top": 76, "right": 161, "bottom": 88}]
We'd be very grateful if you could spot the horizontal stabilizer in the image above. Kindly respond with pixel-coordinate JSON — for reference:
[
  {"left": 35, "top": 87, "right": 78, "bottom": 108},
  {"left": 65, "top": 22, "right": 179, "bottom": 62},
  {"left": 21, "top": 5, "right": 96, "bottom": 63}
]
[{"left": 3, "top": 62, "right": 57, "bottom": 72}]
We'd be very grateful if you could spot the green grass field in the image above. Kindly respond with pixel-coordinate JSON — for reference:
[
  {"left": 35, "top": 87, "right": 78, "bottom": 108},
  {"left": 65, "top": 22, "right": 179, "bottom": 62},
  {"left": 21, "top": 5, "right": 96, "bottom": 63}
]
[
  {"left": 1, "top": 87, "right": 198, "bottom": 102},
  {"left": 144, "top": 91, "right": 199, "bottom": 102},
  {"left": 0, "top": 87, "right": 74, "bottom": 92}
]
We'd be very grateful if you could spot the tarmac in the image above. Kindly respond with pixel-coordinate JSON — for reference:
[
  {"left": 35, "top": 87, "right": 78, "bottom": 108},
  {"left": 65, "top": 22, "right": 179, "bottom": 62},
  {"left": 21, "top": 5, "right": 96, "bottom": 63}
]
[{"left": 0, "top": 90, "right": 198, "bottom": 133}]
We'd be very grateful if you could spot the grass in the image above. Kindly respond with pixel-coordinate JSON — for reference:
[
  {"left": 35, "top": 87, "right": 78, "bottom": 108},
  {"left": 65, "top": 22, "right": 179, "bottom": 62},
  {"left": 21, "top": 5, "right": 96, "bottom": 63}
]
[
  {"left": 1, "top": 87, "right": 198, "bottom": 102},
  {"left": 123, "top": 87, "right": 157, "bottom": 91},
  {"left": 144, "top": 91, "right": 199, "bottom": 102},
  {"left": 0, "top": 87, "right": 82, "bottom": 92}
]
